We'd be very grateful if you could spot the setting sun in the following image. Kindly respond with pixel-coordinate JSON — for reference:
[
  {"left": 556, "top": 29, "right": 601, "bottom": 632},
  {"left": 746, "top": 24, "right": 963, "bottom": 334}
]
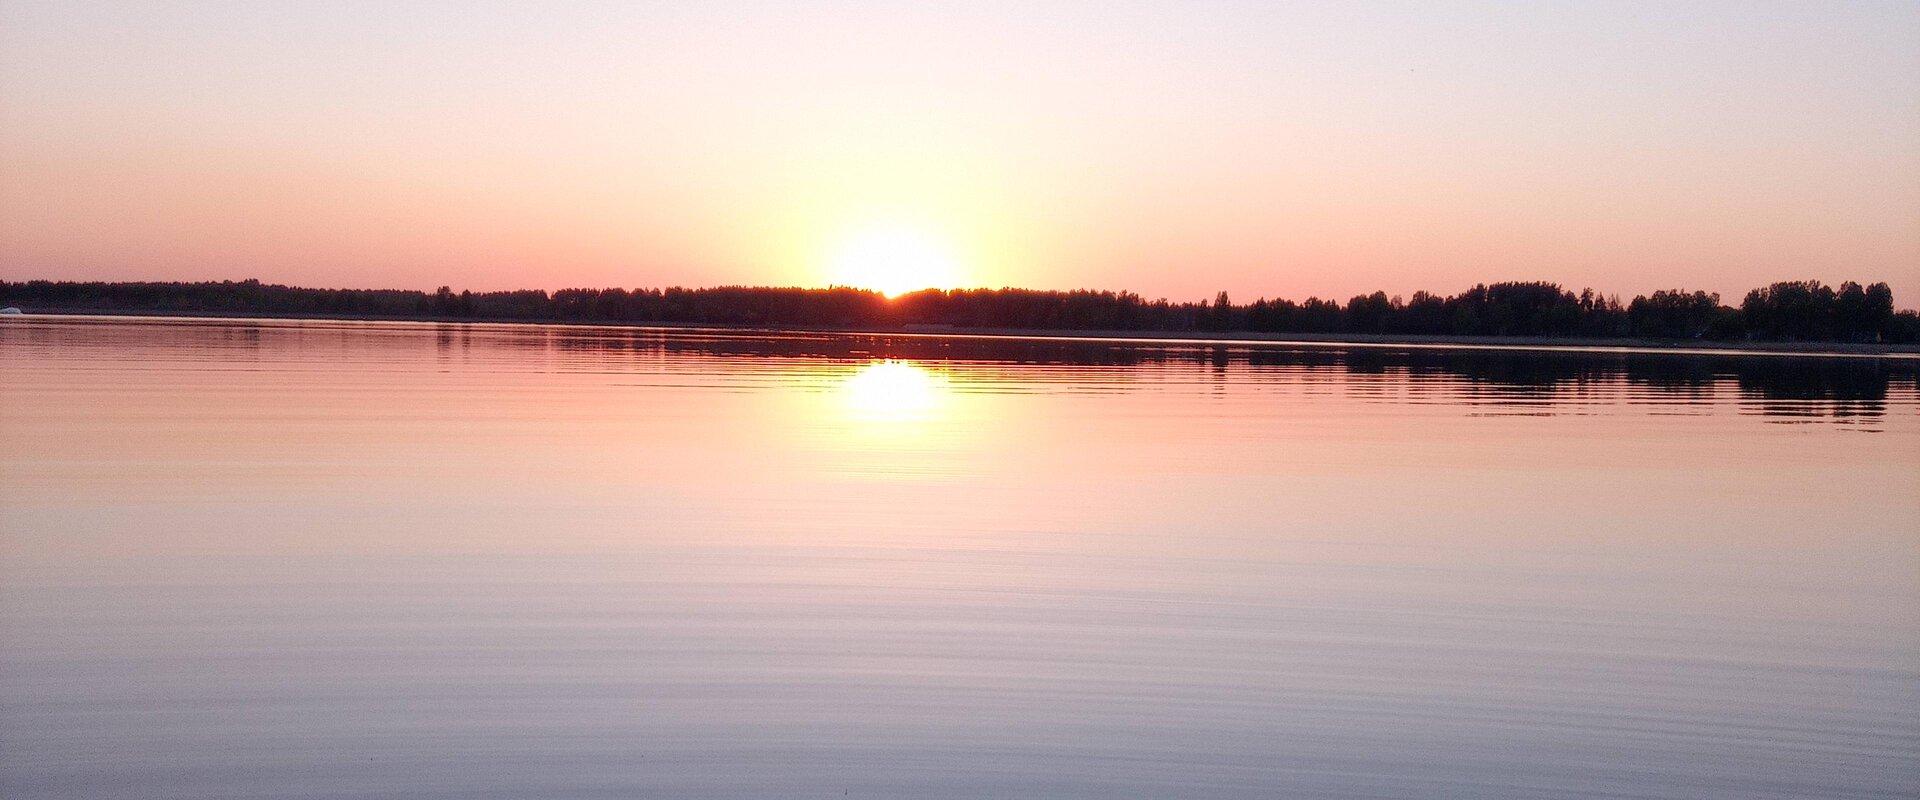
[{"left": 828, "top": 226, "right": 964, "bottom": 297}]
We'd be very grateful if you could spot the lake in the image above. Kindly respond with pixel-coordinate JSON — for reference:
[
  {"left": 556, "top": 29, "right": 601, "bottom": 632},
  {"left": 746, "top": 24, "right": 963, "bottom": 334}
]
[{"left": 2, "top": 315, "right": 1916, "bottom": 799}]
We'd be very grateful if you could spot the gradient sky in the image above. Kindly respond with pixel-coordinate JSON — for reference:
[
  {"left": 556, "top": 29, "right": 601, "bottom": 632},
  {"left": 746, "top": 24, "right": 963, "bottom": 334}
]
[{"left": 3, "top": 1, "right": 1917, "bottom": 301}]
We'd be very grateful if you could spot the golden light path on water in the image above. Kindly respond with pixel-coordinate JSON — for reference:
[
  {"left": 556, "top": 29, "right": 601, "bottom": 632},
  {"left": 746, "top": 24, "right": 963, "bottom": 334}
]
[
  {"left": 839, "top": 359, "right": 950, "bottom": 424},
  {"left": 818, "top": 358, "right": 982, "bottom": 482}
]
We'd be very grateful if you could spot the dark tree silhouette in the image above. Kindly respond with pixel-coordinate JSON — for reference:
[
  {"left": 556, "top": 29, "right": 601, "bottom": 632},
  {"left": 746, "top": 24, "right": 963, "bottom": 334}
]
[
  {"left": 3, "top": 277, "right": 1912, "bottom": 343},
  {"left": 1628, "top": 290, "right": 1721, "bottom": 339}
]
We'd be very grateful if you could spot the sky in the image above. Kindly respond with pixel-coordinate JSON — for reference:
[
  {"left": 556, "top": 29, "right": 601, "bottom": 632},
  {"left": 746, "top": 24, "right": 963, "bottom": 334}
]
[{"left": 2, "top": 1, "right": 1917, "bottom": 302}]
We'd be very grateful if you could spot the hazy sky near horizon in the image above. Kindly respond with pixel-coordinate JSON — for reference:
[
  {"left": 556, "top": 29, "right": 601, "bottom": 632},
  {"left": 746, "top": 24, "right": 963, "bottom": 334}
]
[{"left": 3, "top": 1, "right": 1917, "bottom": 301}]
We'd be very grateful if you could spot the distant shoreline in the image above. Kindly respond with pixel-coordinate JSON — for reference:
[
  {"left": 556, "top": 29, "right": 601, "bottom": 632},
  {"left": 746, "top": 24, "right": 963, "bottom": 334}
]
[{"left": 11, "top": 308, "right": 1920, "bottom": 359}]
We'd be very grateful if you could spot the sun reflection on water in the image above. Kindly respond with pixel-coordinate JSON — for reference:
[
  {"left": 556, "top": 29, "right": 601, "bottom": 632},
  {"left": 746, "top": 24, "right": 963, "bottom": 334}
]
[{"left": 840, "top": 359, "right": 949, "bottom": 424}]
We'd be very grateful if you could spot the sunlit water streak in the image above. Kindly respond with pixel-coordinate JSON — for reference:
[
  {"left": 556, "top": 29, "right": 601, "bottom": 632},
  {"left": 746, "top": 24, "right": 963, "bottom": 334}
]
[{"left": 1, "top": 316, "right": 1917, "bottom": 799}]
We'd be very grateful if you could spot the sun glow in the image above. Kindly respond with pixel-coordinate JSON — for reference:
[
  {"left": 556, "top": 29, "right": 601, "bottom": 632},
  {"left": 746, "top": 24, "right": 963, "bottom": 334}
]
[{"left": 827, "top": 226, "right": 964, "bottom": 297}]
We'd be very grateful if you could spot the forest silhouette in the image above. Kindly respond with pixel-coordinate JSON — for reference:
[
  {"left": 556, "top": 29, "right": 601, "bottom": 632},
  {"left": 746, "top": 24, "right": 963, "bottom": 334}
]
[{"left": 4, "top": 278, "right": 1915, "bottom": 344}]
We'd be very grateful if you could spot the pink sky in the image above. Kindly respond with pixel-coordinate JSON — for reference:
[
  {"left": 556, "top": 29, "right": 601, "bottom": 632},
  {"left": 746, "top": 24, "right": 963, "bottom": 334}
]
[{"left": 3, "top": 2, "right": 1917, "bottom": 302}]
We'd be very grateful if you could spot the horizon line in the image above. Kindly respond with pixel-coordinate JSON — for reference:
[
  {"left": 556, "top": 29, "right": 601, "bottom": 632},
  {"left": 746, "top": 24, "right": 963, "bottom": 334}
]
[{"left": 6, "top": 275, "right": 1914, "bottom": 311}]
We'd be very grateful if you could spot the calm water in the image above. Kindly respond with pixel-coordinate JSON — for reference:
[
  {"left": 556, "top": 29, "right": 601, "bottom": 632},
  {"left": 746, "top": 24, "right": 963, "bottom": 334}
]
[{"left": 3, "top": 316, "right": 1917, "bottom": 799}]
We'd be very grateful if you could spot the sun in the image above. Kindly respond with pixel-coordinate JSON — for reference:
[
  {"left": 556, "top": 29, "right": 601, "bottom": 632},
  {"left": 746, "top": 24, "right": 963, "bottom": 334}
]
[{"left": 828, "top": 226, "right": 963, "bottom": 297}]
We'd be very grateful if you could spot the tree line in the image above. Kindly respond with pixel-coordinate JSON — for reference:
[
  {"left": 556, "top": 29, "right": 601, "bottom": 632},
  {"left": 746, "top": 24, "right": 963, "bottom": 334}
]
[{"left": 4, "top": 277, "right": 1914, "bottom": 343}]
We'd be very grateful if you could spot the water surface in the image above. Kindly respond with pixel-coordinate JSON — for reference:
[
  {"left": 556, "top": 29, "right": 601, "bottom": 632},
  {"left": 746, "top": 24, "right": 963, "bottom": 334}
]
[{"left": 3, "top": 316, "right": 1917, "bottom": 799}]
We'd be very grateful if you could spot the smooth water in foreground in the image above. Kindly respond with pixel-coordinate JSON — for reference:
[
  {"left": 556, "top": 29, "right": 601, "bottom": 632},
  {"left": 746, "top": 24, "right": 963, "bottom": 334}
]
[{"left": 2, "top": 316, "right": 1916, "bottom": 799}]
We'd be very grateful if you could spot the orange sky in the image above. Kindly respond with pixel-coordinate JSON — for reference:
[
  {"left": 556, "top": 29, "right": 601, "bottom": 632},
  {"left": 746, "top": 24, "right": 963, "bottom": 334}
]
[{"left": 3, "top": 2, "right": 1917, "bottom": 302}]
